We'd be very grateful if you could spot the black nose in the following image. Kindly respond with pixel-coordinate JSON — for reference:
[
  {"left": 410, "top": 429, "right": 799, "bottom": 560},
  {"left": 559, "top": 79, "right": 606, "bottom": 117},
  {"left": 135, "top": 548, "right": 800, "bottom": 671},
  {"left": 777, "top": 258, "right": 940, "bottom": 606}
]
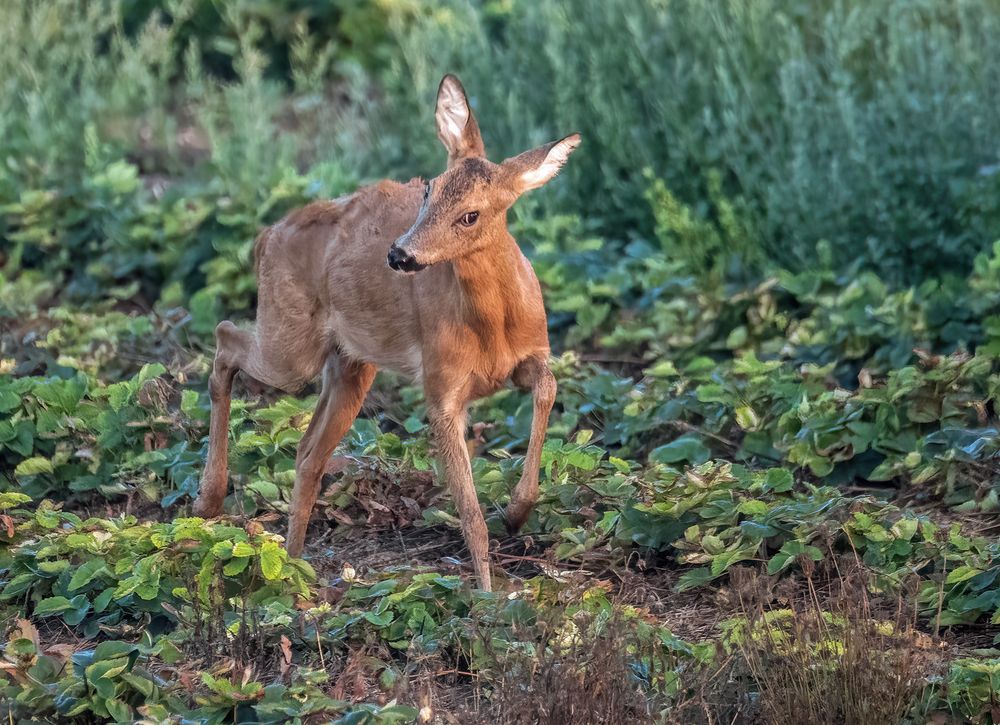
[{"left": 387, "top": 245, "right": 427, "bottom": 273}]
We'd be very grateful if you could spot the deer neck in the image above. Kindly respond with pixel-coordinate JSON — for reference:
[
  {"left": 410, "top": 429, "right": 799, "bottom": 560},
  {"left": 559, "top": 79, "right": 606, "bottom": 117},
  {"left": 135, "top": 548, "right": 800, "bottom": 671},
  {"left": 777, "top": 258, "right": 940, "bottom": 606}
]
[{"left": 449, "top": 234, "right": 527, "bottom": 341}]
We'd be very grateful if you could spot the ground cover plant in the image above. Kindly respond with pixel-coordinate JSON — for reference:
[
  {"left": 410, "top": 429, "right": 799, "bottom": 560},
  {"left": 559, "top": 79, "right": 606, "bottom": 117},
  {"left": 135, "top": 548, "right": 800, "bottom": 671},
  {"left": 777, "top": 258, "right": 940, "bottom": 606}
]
[{"left": 2, "top": 1, "right": 1000, "bottom": 722}]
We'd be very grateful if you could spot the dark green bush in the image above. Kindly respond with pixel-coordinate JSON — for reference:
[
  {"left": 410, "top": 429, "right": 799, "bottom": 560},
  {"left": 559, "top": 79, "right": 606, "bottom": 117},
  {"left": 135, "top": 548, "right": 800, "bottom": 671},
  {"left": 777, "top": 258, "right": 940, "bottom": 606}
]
[
  {"left": 6, "top": 0, "right": 1000, "bottom": 301},
  {"left": 119, "top": 0, "right": 394, "bottom": 79},
  {"left": 369, "top": 0, "right": 1000, "bottom": 283}
]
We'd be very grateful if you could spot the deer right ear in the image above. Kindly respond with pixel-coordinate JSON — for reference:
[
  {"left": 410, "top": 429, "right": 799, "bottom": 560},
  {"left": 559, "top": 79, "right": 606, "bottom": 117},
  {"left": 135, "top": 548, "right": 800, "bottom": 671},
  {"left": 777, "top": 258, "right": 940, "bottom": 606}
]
[
  {"left": 504, "top": 134, "right": 582, "bottom": 194},
  {"left": 436, "top": 74, "right": 486, "bottom": 168}
]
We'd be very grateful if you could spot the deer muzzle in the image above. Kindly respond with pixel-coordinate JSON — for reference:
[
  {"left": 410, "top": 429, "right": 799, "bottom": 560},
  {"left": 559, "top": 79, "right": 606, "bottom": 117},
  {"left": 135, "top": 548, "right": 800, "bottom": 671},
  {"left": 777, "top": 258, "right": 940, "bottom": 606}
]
[{"left": 387, "top": 244, "right": 427, "bottom": 273}]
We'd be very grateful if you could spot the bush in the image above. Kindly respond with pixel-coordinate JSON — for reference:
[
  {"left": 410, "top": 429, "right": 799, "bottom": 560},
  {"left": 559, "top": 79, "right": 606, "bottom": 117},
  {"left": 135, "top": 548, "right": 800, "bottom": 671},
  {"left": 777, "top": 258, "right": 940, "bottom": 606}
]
[
  {"left": 371, "top": 0, "right": 1000, "bottom": 283},
  {"left": 119, "top": 0, "right": 395, "bottom": 80}
]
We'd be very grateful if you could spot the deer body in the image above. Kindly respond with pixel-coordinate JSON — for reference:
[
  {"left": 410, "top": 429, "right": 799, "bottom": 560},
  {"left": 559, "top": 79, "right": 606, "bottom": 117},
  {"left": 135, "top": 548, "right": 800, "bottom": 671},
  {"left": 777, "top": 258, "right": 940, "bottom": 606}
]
[
  {"left": 193, "top": 75, "right": 579, "bottom": 590},
  {"left": 261, "top": 182, "right": 549, "bottom": 387}
]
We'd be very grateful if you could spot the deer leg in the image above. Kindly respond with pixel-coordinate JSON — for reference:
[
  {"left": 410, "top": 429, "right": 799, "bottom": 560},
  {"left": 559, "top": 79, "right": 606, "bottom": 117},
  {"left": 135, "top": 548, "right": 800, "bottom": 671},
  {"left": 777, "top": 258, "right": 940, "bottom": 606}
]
[
  {"left": 286, "top": 357, "right": 375, "bottom": 558},
  {"left": 505, "top": 356, "right": 557, "bottom": 531},
  {"left": 193, "top": 321, "right": 303, "bottom": 517},
  {"left": 428, "top": 397, "right": 492, "bottom": 591}
]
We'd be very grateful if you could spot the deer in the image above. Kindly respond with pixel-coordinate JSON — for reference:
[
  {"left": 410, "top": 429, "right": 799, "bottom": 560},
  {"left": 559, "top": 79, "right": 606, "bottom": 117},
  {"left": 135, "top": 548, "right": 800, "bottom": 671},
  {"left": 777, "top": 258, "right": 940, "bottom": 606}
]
[{"left": 191, "top": 74, "right": 580, "bottom": 591}]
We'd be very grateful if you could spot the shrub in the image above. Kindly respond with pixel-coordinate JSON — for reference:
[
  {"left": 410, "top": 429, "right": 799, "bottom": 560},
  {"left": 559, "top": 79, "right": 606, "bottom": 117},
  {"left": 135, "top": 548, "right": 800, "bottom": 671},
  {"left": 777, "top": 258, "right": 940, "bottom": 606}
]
[{"left": 372, "top": 0, "right": 1000, "bottom": 283}]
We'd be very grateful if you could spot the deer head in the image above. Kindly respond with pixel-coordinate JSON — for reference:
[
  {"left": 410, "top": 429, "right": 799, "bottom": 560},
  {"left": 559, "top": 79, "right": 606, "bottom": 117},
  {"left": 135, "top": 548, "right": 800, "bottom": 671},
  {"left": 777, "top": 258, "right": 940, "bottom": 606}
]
[{"left": 387, "top": 74, "right": 581, "bottom": 273}]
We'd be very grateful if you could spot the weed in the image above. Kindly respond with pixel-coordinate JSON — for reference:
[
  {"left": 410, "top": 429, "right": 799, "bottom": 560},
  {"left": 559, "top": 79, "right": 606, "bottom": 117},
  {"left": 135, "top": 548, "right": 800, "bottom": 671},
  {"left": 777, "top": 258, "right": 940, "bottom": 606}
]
[{"left": 725, "top": 566, "right": 942, "bottom": 725}]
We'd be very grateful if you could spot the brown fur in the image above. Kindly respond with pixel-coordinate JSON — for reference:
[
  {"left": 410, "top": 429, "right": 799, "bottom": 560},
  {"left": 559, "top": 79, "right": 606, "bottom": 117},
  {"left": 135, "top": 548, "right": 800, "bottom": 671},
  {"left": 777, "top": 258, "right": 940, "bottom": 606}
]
[{"left": 192, "top": 74, "right": 580, "bottom": 591}]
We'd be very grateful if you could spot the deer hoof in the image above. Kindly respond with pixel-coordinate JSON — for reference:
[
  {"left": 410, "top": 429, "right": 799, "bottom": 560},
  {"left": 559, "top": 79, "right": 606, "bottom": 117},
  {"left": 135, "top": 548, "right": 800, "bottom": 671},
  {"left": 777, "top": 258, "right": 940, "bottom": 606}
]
[
  {"left": 504, "top": 502, "right": 531, "bottom": 534},
  {"left": 191, "top": 495, "right": 223, "bottom": 518}
]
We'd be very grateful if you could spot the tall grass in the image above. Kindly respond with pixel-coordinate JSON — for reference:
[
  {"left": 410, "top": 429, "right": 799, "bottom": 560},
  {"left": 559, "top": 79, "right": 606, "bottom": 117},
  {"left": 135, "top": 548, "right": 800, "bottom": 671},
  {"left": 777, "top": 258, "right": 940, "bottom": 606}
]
[
  {"left": 0, "top": 1, "right": 367, "bottom": 309},
  {"left": 0, "top": 1, "right": 368, "bottom": 197},
  {"left": 370, "top": 0, "right": 1000, "bottom": 283},
  {"left": 4, "top": 0, "right": 1000, "bottom": 299},
  {"left": 726, "top": 565, "right": 935, "bottom": 724}
]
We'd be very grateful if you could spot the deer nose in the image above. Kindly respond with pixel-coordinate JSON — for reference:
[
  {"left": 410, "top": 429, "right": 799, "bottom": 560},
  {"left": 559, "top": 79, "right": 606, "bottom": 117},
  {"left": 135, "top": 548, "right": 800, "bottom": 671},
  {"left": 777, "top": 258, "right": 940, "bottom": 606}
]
[{"left": 387, "top": 245, "right": 426, "bottom": 273}]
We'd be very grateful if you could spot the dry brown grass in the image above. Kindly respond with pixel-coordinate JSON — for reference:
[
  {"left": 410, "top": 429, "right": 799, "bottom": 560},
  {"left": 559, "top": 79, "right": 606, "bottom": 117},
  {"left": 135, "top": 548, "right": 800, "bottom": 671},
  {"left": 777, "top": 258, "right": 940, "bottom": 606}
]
[
  {"left": 725, "top": 563, "right": 944, "bottom": 725},
  {"left": 472, "top": 612, "right": 659, "bottom": 724},
  {"left": 456, "top": 603, "right": 743, "bottom": 725}
]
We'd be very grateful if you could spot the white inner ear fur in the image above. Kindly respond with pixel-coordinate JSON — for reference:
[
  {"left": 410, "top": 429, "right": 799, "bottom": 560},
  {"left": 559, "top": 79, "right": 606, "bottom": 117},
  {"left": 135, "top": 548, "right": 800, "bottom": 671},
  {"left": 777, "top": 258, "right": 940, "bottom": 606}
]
[
  {"left": 520, "top": 135, "right": 581, "bottom": 191},
  {"left": 436, "top": 81, "right": 469, "bottom": 149}
]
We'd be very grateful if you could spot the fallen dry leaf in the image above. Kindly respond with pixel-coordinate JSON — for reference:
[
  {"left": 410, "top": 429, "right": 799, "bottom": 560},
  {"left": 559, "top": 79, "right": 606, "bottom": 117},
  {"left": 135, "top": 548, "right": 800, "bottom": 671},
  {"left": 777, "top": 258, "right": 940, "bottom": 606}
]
[
  {"left": 278, "top": 635, "right": 293, "bottom": 676},
  {"left": 45, "top": 644, "right": 77, "bottom": 660},
  {"left": 143, "top": 431, "right": 169, "bottom": 452},
  {"left": 13, "top": 619, "right": 38, "bottom": 651},
  {"left": 325, "top": 508, "right": 355, "bottom": 527},
  {"left": 178, "top": 670, "right": 195, "bottom": 691}
]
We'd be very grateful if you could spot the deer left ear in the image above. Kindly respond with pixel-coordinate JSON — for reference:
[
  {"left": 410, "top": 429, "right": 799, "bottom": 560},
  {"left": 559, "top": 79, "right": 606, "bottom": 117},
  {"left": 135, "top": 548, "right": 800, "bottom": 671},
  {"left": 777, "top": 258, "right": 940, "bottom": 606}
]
[
  {"left": 504, "top": 134, "right": 581, "bottom": 194},
  {"left": 436, "top": 74, "right": 486, "bottom": 168}
]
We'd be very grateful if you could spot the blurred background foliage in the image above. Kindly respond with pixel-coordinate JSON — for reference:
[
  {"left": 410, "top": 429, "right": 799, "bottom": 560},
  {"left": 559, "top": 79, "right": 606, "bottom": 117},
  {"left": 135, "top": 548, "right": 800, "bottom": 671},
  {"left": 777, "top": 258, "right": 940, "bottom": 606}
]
[{"left": 4, "top": 0, "right": 1000, "bottom": 306}]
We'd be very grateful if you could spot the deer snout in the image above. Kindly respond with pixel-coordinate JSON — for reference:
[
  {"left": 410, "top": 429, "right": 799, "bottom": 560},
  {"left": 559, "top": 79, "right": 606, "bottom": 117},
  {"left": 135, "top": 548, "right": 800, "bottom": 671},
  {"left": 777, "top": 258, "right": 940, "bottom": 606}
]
[{"left": 387, "top": 244, "right": 427, "bottom": 274}]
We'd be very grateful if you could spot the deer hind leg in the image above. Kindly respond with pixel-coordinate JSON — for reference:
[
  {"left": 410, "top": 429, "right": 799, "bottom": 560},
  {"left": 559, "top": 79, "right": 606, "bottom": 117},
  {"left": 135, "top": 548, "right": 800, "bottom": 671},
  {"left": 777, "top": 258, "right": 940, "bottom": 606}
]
[
  {"left": 193, "top": 320, "right": 318, "bottom": 517},
  {"left": 505, "top": 356, "right": 557, "bottom": 531},
  {"left": 285, "top": 356, "right": 375, "bottom": 558}
]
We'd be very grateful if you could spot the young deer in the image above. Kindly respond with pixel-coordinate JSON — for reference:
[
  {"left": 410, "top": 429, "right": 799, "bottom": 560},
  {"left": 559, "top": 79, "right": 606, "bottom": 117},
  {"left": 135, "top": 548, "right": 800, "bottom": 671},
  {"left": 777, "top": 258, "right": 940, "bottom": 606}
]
[{"left": 192, "top": 74, "right": 580, "bottom": 591}]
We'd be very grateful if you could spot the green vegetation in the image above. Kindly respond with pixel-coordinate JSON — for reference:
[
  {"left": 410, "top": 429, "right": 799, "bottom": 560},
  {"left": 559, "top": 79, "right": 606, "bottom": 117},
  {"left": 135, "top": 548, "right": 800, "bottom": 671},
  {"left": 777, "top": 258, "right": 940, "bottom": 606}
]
[{"left": 2, "top": 1, "right": 999, "bottom": 722}]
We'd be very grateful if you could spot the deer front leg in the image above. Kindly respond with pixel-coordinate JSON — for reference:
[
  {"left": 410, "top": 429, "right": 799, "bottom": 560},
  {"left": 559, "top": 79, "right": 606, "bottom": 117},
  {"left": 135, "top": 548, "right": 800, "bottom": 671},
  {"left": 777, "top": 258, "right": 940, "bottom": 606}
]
[
  {"left": 505, "top": 356, "right": 557, "bottom": 531},
  {"left": 428, "top": 399, "right": 492, "bottom": 591},
  {"left": 286, "top": 357, "right": 375, "bottom": 558}
]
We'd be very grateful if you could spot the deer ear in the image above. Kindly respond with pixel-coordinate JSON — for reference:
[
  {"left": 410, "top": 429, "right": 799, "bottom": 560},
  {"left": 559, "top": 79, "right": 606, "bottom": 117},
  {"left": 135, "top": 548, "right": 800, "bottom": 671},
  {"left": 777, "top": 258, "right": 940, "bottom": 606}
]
[
  {"left": 435, "top": 74, "right": 485, "bottom": 167},
  {"left": 505, "top": 134, "right": 581, "bottom": 194}
]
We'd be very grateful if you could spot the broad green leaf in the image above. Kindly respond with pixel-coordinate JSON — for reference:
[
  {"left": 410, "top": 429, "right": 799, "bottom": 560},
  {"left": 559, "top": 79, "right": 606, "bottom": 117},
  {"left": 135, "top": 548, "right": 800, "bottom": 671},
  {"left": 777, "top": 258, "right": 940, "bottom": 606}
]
[
  {"left": 1, "top": 573, "right": 35, "bottom": 599},
  {"left": 69, "top": 559, "right": 107, "bottom": 591},
  {"left": 63, "top": 595, "right": 91, "bottom": 625},
  {"left": 649, "top": 434, "right": 711, "bottom": 465},
  {"left": 105, "top": 698, "right": 133, "bottom": 723},
  {"left": 93, "top": 588, "right": 115, "bottom": 613},
  {"left": 766, "top": 552, "right": 791, "bottom": 575},
  {"left": 94, "top": 641, "right": 139, "bottom": 660},
  {"left": 701, "top": 535, "right": 724, "bottom": 555},
  {"left": 231, "top": 541, "right": 255, "bottom": 557},
  {"left": 890, "top": 518, "right": 918, "bottom": 541},
  {"left": 223, "top": 556, "right": 250, "bottom": 576},
  {"left": 946, "top": 566, "right": 983, "bottom": 585},
  {"left": 15, "top": 456, "right": 53, "bottom": 476},
  {"left": 363, "top": 610, "right": 394, "bottom": 626},
  {"left": 0, "top": 492, "right": 32, "bottom": 510},
  {"left": 737, "top": 500, "right": 769, "bottom": 517},
  {"left": 0, "top": 388, "right": 20, "bottom": 412},
  {"left": 34, "top": 596, "right": 73, "bottom": 616},
  {"left": 763, "top": 468, "right": 794, "bottom": 493},
  {"left": 259, "top": 540, "right": 284, "bottom": 580},
  {"left": 676, "top": 567, "right": 716, "bottom": 591}
]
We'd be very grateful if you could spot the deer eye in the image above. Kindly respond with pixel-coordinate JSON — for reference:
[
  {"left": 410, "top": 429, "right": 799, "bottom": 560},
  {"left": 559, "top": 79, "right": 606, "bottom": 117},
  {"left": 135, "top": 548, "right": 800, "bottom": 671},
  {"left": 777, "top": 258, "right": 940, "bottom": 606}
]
[{"left": 458, "top": 211, "right": 480, "bottom": 227}]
